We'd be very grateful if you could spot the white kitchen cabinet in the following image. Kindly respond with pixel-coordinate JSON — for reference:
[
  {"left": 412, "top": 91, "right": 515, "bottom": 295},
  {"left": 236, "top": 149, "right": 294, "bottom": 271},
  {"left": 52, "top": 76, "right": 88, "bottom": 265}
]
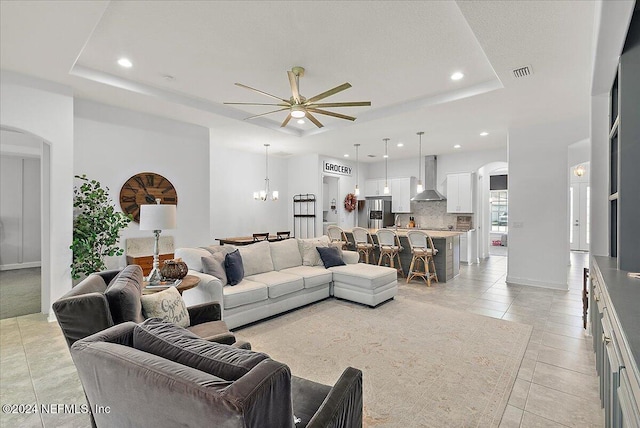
[
  {"left": 447, "top": 172, "right": 474, "bottom": 213},
  {"left": 390, "top": 177, "right": 416, "bottom": 213},
  {"left": 364, "top": 179, "right": 390, "bottom": 197}
]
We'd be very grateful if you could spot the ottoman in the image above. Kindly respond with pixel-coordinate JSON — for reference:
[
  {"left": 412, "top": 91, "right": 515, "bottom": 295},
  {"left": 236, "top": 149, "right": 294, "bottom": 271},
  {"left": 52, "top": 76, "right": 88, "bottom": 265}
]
[{"left": 329, "top": 263, "right": 398, "bottom": 307}]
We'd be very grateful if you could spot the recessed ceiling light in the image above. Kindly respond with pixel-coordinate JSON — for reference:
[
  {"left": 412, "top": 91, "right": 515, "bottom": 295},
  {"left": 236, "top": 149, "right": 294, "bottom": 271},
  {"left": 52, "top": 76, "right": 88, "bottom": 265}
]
[
  {"left": 454, "top": 144, "right": 461, "bottom": 149},
  {"left": 117, "top": 58, "right": 133, "bottom": 68},
  {"left": 162, "top": 74, "right": 175, "bottom": 81},
  {"left": 480, "top": 132, "right": 489, "bottom": 136},
  {"left": 450, "top": 72, "right": 464, "bottom": 81},
  {"left": 344, "top": 154, "right": 349, "bottom": 158},
  {"left": 383, "top": 154, "right": 389, "bottom": 158},
  {"left": 397, "top": 143, "right": 404, "bottom": 147},
  {"left": 297, "top": 119, "right": 305, "bottom": 124}
]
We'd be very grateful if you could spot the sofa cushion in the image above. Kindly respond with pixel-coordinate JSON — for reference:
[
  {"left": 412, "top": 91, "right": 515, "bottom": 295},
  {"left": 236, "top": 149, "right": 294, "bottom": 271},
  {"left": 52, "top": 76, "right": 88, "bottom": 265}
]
[
  {"left": 224, "top": 250, "right": 244, "bottom": 286},
  {"left": 223, "top": 279, "right": 268, "bottom": 309},
  {"left": 238, "top": 241, "right": 274, "bottom": 276},
  {"left": 329, "top": 264, "right": 398, "bottom": 290},
  {"left": 245, "top": 271, "right": 304, "bottom": 299},
  {"left": 104, "top": 265, "right": 144, "bottom": 324},
  {"left": 201, "top": 253, "right": 227, "bottom": 286},
  {"left": 133, "top": 318, "right": 269, "bottom": 381},
  {"left": 298, "top": 236, "right": 330, "bottom": 267},
  {"left": 279, "top": 266, "right": 333, "bottom": 289},
  {"left": 175, "top": 247, "right": 211, "bottom": 273},
  {"left": 140, "top": 286, "right": 190, "bottom": 328},
  {"left": 201, "top": 245, "right": 237, "bottom": 256},
  {"left": 316, "top": 246, "right": 346, "bottom": 268},
  {"left": 270, "top": 238, "right": 303, "bottom": 271}
]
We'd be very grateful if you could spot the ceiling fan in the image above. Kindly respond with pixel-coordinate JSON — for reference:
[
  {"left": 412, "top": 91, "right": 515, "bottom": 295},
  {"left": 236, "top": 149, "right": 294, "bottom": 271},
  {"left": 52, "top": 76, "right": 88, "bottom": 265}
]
[{"left": 224, "top": 66, "right": 371, "bottom": 128}]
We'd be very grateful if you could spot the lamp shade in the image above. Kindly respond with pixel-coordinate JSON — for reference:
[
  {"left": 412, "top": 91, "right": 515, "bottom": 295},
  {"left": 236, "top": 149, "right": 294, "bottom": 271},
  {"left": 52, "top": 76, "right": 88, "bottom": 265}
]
[{"left": 139, "top": 204, "right": 177, "bottom": 231}]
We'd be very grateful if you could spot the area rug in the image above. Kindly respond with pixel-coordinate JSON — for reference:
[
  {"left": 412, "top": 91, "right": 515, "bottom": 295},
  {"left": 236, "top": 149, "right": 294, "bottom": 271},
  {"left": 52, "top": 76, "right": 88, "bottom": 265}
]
[{"left": 236, "top": 291, "right": 532, "bottom": 427}]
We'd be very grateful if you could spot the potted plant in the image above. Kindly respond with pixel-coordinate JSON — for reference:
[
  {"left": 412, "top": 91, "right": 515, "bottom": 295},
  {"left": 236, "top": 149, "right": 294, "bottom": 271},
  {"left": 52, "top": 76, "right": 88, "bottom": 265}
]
[{"left": 70, "top": 175, "right": 131, "bottom": 280}]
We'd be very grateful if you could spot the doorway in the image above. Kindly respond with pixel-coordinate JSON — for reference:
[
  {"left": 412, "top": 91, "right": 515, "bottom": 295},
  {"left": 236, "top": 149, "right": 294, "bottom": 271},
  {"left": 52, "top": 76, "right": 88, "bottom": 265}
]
[
  {"left": 0, "top": 128, "right": 44, "bottom": 319},
  {"left": 570, "top": 163, "right": 590, "bottom": 252},
  {"left": 322, "top": 175, "right": 340, "bottom": 235}
]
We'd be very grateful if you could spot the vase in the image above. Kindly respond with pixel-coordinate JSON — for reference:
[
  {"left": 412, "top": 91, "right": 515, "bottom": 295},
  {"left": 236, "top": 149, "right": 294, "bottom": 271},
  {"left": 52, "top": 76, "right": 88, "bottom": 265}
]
[{"left": 160, "top": 260, "right": 188, "bottom": 280}]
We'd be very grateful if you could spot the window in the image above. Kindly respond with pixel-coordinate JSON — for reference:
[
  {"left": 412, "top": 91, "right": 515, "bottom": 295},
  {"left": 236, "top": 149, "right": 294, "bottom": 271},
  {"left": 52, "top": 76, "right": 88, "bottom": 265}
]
[{"left": 490, "top": 190, "right": 508, "bottom": 233}]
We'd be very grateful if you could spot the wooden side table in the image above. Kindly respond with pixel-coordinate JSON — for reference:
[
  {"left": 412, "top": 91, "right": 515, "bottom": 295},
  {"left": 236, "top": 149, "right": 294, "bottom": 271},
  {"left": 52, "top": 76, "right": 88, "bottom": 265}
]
[
  {"left": 142, "top": 274, "right": 200, "bottom": 295},
  {"left": 127, "top": 253, "right": 175, "bottom": 276}
]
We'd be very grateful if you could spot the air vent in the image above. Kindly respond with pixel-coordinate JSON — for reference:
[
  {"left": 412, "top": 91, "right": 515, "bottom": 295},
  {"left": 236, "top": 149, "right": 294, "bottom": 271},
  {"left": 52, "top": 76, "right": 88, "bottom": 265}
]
[
  {"left": 367, "top": 154, "right": 376, "bottom": 158},
  {"left": 512, "top": 65, "right": 533, "bottom": 78}
]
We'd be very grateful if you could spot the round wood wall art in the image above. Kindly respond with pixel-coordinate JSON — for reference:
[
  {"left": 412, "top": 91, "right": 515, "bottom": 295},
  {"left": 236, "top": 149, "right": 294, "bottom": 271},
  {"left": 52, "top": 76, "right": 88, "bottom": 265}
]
[{"left": 119, "top": 172, "right": 178, "bottom": 223}]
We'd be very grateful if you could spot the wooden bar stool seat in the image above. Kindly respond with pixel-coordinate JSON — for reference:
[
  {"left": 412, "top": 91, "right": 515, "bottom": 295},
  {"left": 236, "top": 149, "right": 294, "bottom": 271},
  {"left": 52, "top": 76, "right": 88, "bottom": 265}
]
[
  {"left": 375, "top": 229, "right": 404, "bottom": 277},
  {"left": 352, "top": 227, "right": 376, "bottom": 264},
  {"left": 406, "top": 230, "right": 438, "bottom": 286}
]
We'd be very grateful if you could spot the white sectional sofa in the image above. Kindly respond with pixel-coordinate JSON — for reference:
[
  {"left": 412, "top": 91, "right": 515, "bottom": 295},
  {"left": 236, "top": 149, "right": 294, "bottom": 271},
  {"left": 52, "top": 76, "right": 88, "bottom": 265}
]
[{"left": 176, "top": 236, "right": 398, "bottom": 329}]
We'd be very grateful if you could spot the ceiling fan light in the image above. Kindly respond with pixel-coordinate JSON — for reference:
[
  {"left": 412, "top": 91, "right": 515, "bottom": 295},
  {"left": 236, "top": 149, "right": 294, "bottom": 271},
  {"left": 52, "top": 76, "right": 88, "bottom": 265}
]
[{"left": 291, "top": 106, "right": 306, "bottom": 118}]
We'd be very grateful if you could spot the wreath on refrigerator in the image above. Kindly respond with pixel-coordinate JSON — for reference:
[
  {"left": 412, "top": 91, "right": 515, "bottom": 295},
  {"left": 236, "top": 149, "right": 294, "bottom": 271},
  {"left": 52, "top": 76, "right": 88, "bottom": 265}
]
[{"left": 344, "top": 193, "right": 357, "bottom": 212}]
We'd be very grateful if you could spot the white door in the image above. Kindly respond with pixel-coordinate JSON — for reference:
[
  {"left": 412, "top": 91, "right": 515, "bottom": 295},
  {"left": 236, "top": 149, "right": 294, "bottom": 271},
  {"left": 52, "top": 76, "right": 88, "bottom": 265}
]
[{"left": 570, "top": 182, "right": 590, "bottom": 251}]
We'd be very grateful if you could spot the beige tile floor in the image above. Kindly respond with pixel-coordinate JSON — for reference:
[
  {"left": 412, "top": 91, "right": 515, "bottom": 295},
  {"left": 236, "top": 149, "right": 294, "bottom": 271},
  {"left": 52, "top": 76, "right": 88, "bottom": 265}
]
[{"left": 0, "top": 252, "right": 603, "bottom": 427}]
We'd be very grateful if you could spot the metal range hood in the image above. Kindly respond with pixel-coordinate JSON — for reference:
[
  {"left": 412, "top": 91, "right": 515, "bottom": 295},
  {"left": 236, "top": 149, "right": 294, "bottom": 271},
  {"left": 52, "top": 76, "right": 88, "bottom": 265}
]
[{"left": 411, "top": 155, "right": 446, "bottom": 201}]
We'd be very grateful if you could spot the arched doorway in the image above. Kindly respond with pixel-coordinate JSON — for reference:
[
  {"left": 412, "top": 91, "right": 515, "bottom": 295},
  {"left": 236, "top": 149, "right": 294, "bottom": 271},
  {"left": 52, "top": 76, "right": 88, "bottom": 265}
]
[{"left": 0, "top": 126, "right": 51, "bottom": 318}]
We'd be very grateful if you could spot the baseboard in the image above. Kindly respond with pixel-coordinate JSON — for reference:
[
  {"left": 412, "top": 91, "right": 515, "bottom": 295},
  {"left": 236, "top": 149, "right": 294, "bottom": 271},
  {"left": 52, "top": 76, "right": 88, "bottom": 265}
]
[
  {"left": 0, "top": 262, "right": 42, "bottom": 271},
  {"left": 506, "top": 275, "right": 568, "bottom": 290}
]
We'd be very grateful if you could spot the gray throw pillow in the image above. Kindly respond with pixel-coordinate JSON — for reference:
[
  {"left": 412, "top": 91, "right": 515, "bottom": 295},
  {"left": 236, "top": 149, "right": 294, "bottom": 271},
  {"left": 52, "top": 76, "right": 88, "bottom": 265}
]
[
  {"left": 104, "top": 265, "right": 145, "bottom": 324},
  {"left": 201, "top": 253, "right": 227, "bottom": 286},
  {"left": 133, "top": 318, "right": 269, "bottom": 381},
  {"left": 316, "top": 246, "right": 346, "bottom": 268}
]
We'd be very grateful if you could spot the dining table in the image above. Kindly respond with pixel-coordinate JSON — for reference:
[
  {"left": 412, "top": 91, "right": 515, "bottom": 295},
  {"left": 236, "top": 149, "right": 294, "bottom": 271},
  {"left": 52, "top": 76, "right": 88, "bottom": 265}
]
[{"left": 217, "top": 235, "right": 284, "bottom": 246}]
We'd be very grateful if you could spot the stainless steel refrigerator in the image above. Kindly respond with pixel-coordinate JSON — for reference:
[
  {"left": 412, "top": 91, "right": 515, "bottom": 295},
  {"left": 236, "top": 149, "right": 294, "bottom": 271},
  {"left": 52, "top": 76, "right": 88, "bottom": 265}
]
[{"left": 358, "top": 198, "right": 393, "bottom": 229}]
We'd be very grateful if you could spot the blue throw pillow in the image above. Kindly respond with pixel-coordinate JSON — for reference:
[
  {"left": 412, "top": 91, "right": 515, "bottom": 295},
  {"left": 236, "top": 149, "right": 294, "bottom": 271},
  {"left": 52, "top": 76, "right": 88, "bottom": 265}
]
[
  {"left": 224, "top": 250, "right": 244, "bottom": 285},
  {"left": 316, "top": 246, "right": 346, "bottom": 268}
]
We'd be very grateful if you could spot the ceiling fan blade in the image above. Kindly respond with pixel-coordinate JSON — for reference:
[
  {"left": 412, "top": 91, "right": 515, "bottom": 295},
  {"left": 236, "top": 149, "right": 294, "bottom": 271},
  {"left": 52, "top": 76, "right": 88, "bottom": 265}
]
[
  {"left": 305, "top": 112, "right": 324, "bottom": 128},
  {"left": 287, "top": 71, "right": 301, "bottom": 104},
  {"left": 244, "top": 108, "right": 289, "bottom": 120},
  {"left": 224, "top": 102, "right": 290, "bottom": 106},
  {"left": 306, "top": 83, "right": 352, "bottom": 103},
  {"left": 281, "top": 114, "right": 292, "bottom": 127},
  {"left": 307, "top": 108, "right": 356, "bottom": 121},
  {"left": 234, "top": 83, "right": 289, "bottom": 102},
  {"left": 306, "top": 101, "right": 371, "bottom": 108}
]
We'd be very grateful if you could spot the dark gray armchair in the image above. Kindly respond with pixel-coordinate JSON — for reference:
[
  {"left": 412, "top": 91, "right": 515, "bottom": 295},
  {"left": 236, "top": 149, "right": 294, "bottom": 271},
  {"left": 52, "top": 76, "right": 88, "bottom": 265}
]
[
  {"left": 71, "top": 319, "right": 363, "bottom": 428},
  {"left": 53, "top": 265, "right": 243, "bottom": 349}
]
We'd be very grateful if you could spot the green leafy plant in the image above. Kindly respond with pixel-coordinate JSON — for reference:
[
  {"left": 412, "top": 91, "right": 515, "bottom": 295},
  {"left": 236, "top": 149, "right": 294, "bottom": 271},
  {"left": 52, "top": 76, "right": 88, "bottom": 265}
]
[{"left": 70, "top": 175, "right": 132, "bottom": 279}]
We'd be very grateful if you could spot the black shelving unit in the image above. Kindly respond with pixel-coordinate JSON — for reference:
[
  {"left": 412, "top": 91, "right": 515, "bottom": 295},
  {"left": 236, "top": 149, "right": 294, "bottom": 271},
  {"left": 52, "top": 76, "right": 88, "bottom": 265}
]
[{"left": 293, "top": 194, "right": 316, "bottom": 238}]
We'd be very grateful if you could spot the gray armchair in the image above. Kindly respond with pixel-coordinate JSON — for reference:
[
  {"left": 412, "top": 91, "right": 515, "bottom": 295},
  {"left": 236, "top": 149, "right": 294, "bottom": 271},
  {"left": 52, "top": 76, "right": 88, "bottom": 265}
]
[
  {"left": 71, "top": 319, "right": 363, "bottom": 428},
  {"left": 53, "top": 265, "right": 243, "bottom": 349}
]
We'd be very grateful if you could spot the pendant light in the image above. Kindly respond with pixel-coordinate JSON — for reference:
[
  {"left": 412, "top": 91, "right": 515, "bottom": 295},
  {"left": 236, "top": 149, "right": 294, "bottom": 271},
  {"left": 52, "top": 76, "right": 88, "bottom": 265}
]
[
  {"left": 383, "top": 138, "right": 390, "bottom": 194},
  {"left": 254, "top": 144, "right": 279, "bottom": 201},
  {"left": 416, "top": 131, "right": 424, "bottom": 193},
  {"left": 354, "top": 143, "right": 360, "bottom": 196}
]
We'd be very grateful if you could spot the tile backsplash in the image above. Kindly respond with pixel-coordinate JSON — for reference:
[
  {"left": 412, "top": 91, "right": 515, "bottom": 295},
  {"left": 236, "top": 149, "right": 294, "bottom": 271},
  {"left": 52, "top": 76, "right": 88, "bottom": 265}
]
[{"left": 395, "top": 201, "right": 468, "bottom": 229}]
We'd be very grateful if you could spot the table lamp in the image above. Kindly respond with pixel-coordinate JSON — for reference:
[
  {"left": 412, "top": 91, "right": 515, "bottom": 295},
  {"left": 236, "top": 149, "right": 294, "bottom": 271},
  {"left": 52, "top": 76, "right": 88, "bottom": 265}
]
[{"left": 139, "top": 199, "right": 177, "bottom": 285}]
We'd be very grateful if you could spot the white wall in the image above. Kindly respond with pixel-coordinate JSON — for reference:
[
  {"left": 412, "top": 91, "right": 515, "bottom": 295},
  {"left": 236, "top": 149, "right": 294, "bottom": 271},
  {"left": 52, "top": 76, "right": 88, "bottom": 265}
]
[
  {"left": 210, "top": 141, "right": 289, "bottom": 240},
  {"left": 74, "top": 100, "right": 211, "bottom": 266},
  {"left": 0, "top": 155, "right": 41, "bottom": 269},
  {"left": 287, "top": 153, "right": 320, "bottom": 237},
  {"left": 507, "top": 120, "right": 586, "bottom": 290},
  {"left": 0, "top": 71, "right": 74, "bottom": 316},
  {"left": 589, "top": 95, "right": 610, "bottom": 256},
  {"left": 568, "top": 138, "right": 591, "bottom": 167}
]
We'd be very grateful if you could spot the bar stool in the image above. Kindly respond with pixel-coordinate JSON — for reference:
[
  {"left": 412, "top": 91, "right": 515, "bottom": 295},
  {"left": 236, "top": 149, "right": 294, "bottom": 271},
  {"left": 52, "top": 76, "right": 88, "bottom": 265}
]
[
  {"left": 406, "top": 230, "right": 438, "bottom": 286},
  {"left": 252, "top": 232, "right": 269, "bottom": 242},
  {"left": 327, "top": 225, "right": 349, "bottom": 249},
  {"left": 375, "top": 229, "right": 404, "bottom": 277},
  {"left": 276, "top": 231, "right": 290, "bottom": 240},
  {"left": 352, "top": 227, "right": 376, "bottom": 264}
]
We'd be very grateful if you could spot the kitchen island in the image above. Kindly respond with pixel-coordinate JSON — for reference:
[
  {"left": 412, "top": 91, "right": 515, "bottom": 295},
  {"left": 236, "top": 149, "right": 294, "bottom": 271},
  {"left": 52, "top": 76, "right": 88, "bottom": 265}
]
[{"left": 344, "top": 228, "right": 462, "bottom": 282}]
